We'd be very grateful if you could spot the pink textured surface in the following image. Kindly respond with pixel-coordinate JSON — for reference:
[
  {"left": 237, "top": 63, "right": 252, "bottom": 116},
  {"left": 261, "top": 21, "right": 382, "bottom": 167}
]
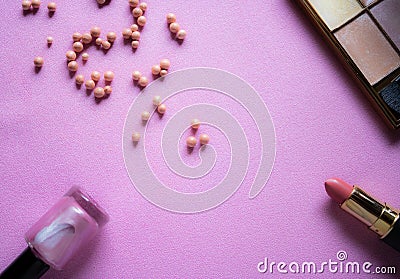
[{"left": 0, "top": 0, "right": 400, "bottom": 278}]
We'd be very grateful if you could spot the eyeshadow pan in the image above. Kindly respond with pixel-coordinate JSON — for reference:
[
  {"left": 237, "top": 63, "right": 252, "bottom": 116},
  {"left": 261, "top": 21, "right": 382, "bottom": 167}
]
[
  {"left": 334, "top": 13, "right": 400, "bottom": 85},
  {"left": 380, "top": 77, "right": 400, "bottom": 116},
  {"left": 360, "top": 0, "right": 377, "bottom": 6},
  {"left": 308, "top": 0, "right": 362, "bottom": 30},
  {"left": 371, "top": 0, "right": 400, "bottom": 50}
]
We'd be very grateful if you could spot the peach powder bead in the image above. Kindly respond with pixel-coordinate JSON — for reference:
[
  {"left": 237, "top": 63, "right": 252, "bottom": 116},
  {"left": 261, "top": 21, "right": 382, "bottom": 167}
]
[
  {"left": 131, "top": 31, "right": 140, "bottom": 41},
  {"left": 67, "top": 61, "right": 78, "bottom": 72},
  {"left": 104, "top": 85, "right": 112, "bottom": 95},
  {"left": 152, "top": 95, "right": 162, "bottom": 106},
  {"left": 129, "top": 0, "right": 139, "bottom": 8},
  {"left": 97, "top": 0, "right": 106, "bottom": 4},
  {"left": 132, "top": 71, "right": 141, "bottom": 81},
  {"left": 91, "top": 71, "right": 101, "bottom": 82},
  {"left": 34, "top": 56, "right": 44, "bottom": 67},
  {"left": 82, "top": 53, "right": 89, "bottom": 61},
  {"left": 75, "top": 74, "right": 84, "bottom": 85},
  {"left": 151, "top": 65, "right": 161, "bottom": 75},
  {"left": 106, "top": 32, "right": 117, "bottom": 43},
  {"left": 160, "top": 70, "right": 168, "bottom": 77},
  {"left": 186, "top": 136, "right": 197, "bottom": 148},
  {"left": 169, "top": 22, "right": 180, "bottom": 33},
  {"left": 131, "top": 40, "right": 139, "bottom": 49},
  {"left": 122, "top": 28, "right": 132, "bottom": 39},
  {"left": 199, "top": 134, "right": 210, "bottom": 145},
  {"left": 141, "top": 111, "right": 150, "bottom": 121},
  {"left": 139, "top": 2, "right": 147, "bottom": 11},
  {"left": 47, "top": 2, "right": 56, "bottom": 12},
  {"left": 47, "top": 36, "right": 53, "bottom": 44},
  {"left": 157, "top": 104, "right": 166, "bottom": 115},
  {"left": 85, "top": 79, "right": 95, "bottom": 90},
  {"left": 160, "top": 59, "right": 170, "bottom": 70},
  {"left": 72, "top": 32, "right": 82, "bottom": 42},
  {"left": 90, "top": 27, "right": 101, "bottom": 37},
  {"left": 137, "top": 16, "right": 146, "bottom": 27},
  {"left": 166, "top": 13, "right": 176, "bottom": 24},
  {"left": 66, "top": 50, "right": 76, "bottom": 61},
  {"left": 132, "top": 132, "right": 141, "bottom": 142},
  {"left": 138, "top": 76, "right": 148, "bottom": 87},
  {"left": 102, "top": 40, "right": 111, "bottom": 49},
  {"left": 95, "top": 38, "right": 102, "bottom": 46},
  {"left": 31, "top": 0, "right": 40, "bottom": 9},
  {"left": 130, "top": 25, "right": 139, "bottom": 32},
  {"left": 94, "top": 87, "right": 105, "bottom": 98},
  {"left": 176, "top": 29, "right": 186, "bottom": 40},
  {"left": 82, "top": 33, "right": 92, "bottom": 44},
  {"left": 104, "top": 71, "right": 114, "bottom": 82},
  {"left": 73, "top": 42, "right": 83, "bottom": 53},
  {"left": 22, "top": 1, "right": 31, "bottom": 11},
  {"left": 191, "top": 118, "right": 200, "bottom": 129},
  {"left": 132, "top": 7, "right": 143, "bottom": 18}
]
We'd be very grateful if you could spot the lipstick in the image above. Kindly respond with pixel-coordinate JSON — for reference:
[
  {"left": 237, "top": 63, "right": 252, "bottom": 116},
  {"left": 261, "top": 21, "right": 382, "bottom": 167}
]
[
  {"left": 325, "top": 178, "right": 400, "bottom": 252},
  {"left": 0, "top": 187, "right": 109, "bottom": 279}
]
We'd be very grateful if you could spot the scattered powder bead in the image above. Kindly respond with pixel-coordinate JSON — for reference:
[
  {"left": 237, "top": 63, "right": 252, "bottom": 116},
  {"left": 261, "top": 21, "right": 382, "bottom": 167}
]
[
  {"left": 122, "top": 28, "right": 132, "bottom": 39},
  {"left": 95, "top": 38, "right": 102, "bottom": 46},
  {"left": 104, "top": 71, "right": 114, "bottom": 82},
  {"left": 101, "top": 40, "right": 111, "bottom": 50},
  {"left": 138, "top": 76, "right": 148, "bottom": 87},
  {"left": 137, "top": 16, "right": 146, "bottom": 27},
  {"left": 141, "top": 111, "right": 150, "bottom": 121},
  {"left": 151, "top": 64, "right": 161, "bottom": 75},
  {"left": 47, "top": 36, "right": 53, "bottom": 45},
  {"left": 47, "top": 2, "right": 56, "bottom": 12},
  {"left": 176, "top": 29, "right": 186, "bottom": 40},
  {"left": 94, "top": 87, "right": 105, "bottom": 98},
  {"left": 186, "top": 136, "right": 197, "bottom": 148},
  {"left": 131, "top": 31, "right": 140, "bottom": 41},
  {"left": 85, "top": 79, "right": 95, "bottom": 90},
  {"left": 129, "top": 0, "right": 139, "bottom": 8},
  {"left": 72, "top": 32, "right": 82, "bottom": 42},
  {"left": 139, "top": 2, "right": 147, "bottom": 11},
  {"left": 97, "top": 0, "right": 106, "bottom": 5},
  {"left": 104, "top": 85, "right": 112, "bottom": 95},
  {"left": 166, "top": 13, "right": 176, "bottom": 24},
  {"left": 191, "top": 119, "right": 200, "bottom": 129},
  {"left": 152, "top": 95, "right": 161, "bottom": 106},
  {"left": 82, "top": 33, "right": 92, "bottom": 44},
  {"left": 73, "top": 42, "right": 84, "bottom": 53},
  {"left": 199, "top": 134, "right": 210, "bottom": 145},
  {"left": 75, "top": 74, "right": 84, "bottom": 85},
  {"left": 34, "top": 56, "right": 44, "bottom": 67},
  {"left": 157, "top": 104, "right": 166, "bottom": 115},
  {"left": 90, "top": 27, "right": 101, "bottom": 37},
  {"left": 169, "top": 22, "right": 180, "bottom": 33},
  {"left": 22, "top": 1, "right": 32, "bottom": 11},
  {"left": 31, "top": 0, "right": 40, "bottom": 9},
  {"left": 106, "top": 32, "right": 117, "bottom": 43},
  {"left": 91, "top": 71, "right": 101, "bottom": 82},
  {"left": 160, "top": 69, "right": 168, "bottom": 77},
  {"left": 132, "top": 7, "right": 143, "bottom": 18},
  {"left": 131, "top": 132, "right": 141, "bottom": 142},
  {"left": 131, "top": 40, "right": 139, "bottom": 49},
  {"left": 82, "top": 52, "right": 89, "bottom": 61},
  {"left": 67, "top": 61, "right": 78, "bottom": 72},
  {"left": 66, "top": 50, "right": 76, "bottom": 61},
  {"left": 132, "top": 71, "right": 141, "bottom": 81},
  {"left": 130, "top": 24, "right": 139, "bottom": 32},
  {"left": 160, "top": 59, "right": 170, "bottom": 70}
]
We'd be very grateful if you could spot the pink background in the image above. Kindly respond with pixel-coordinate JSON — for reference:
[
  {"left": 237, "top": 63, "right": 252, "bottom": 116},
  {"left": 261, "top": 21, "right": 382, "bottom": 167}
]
[{"left": 1, "top": 0, "right": 400, "bottom": 278}]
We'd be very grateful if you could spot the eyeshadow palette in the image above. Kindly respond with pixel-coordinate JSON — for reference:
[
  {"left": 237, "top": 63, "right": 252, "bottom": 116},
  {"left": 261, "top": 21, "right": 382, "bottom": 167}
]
[{"left": 298, "top": 0, "right": 400, "bottom": 129}]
